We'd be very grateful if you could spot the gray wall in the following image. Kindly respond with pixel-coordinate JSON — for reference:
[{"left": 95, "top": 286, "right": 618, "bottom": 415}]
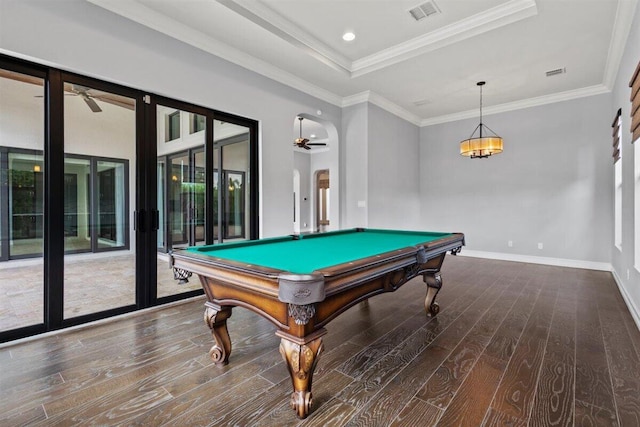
[
  {"left": 341, "top": 103, "right": 369, "bottom": 228},
  {"left": 611, "top": 2, "right": 640, "bottom": 325},
  {"left": 420, "top": 94, "right": 613, "bottom": 264},
  {"left": 0, "top": 0, "right": 342, "bottom": 237},
  {"left": 368, "top": 104, "right": 420, "bottom": 229},
  {"left": 293, "top": 151, "right": 311, "bottom": 230}
]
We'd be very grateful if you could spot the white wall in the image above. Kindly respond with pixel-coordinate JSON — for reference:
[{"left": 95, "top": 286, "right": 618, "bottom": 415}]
[
  {"left": 611, "top": 1, "right": 640, "bottom": 327},
  {"left": 0, "top": 0, "right": 342, "bottom": 238},
  {"left": 420, "top": 93, "right": 613, "bottom": 265}
]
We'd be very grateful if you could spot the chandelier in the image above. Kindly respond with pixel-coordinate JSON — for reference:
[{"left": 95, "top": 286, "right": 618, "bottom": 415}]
[{"left": 460, "top": 81, "right": 504, "bottom": 158}]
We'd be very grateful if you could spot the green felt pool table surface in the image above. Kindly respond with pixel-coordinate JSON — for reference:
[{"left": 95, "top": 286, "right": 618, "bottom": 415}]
[{"left": 185, "top": 228, "right": 453, "bottom": 274}]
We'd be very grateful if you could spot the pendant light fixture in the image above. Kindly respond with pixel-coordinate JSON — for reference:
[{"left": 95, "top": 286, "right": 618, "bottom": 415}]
[{"left": 460, "top": 81, "right": 504, "bottom": 158}]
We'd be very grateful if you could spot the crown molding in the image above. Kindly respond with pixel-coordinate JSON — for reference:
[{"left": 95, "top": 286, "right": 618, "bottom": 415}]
[
  {"left": 86, "top": 0, "right": 620, "bottom": 129},
  {"left": 351, "top": 0, "right": 538, "bottom": 77},
  {"left": 420, "top": 84, "right": 611, "bottom": 126},
  {"left": 220, "top": 0, "right": 537, "bottom": 79},
  {"left": 216, "top": 0, "right": 352, "bottom": 75},
  {"left": 602, "top": 0, "right": 639, "bottom": 89},
  {"left": 342, "top": 91, "right": 422, "bottom": 126},
  {"left": 86, "top": 0, "right": 344, "bottom": 107}
]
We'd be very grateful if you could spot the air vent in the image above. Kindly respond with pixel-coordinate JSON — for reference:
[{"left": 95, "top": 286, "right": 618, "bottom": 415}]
[
  {"left": 545, "top": 67, "right": 566, "bottom": 77},
  {"left": 409, "top": 1, "right": 441, "bottom": 21}
]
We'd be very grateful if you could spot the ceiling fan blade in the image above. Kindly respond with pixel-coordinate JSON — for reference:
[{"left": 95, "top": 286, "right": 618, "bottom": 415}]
[
  {"left": 302, "top": 144, "right": 311, "bottom": 150},
  {"left": 92, "top": 94, "right": 135, "bottom": 110},
  {"left": 306, "top": 143, "right": 327, "bottom": 146},
  {"left": 83, "top": 96, "right": 102, "bottom": 112}
]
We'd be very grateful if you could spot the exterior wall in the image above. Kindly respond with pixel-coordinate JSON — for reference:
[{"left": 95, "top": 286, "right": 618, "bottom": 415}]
[
  {"left": 611, "top": 1, "right": 640, "bottom": 327},
  {"left": 420, "top": 93, "right": 613, "bottom": 266},
  {"left": 0, "top": 0, "right": 342, "bottom": 238}
]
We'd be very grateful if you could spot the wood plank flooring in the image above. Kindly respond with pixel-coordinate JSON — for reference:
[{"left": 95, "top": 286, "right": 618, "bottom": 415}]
[{"left": 1, "top": 256, "right": 639, "bottom": 426}]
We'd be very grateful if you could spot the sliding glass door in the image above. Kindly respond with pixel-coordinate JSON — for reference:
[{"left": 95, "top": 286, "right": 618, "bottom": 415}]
[
  {"left": 63, "top": 79, "right": 136, "bottom": 319},
  {"left": 0, "top": 54, "right": 258, "bottom": 343},
  {"left": 0, "top": 66, "right": 45, "bottom": 332},
  {"left": 156, "top": 106, "right": 207, "bottom": 298},
  {"left": 215, "top": 119, "right": 252, "bottom": 241}
]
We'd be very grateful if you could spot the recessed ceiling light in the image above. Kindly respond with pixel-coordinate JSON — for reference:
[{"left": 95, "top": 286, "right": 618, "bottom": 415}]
[
  {"left": 342, "top": 32, "right": 356, "bottom": 42},
  {"left": 310, "top": 134, "right": 317, "bottom": 139}
]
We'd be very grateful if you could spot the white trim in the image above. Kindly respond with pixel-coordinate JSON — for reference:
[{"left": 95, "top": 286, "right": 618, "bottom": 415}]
[
  {"left": 602, "top": 0, "right": 639, "bottom": 89},
  {"left": 612, "top": 269, "right": 640, "bottom": 333},
  {"left": 342, "top": 91, "right": 371, "bottom": 108},
  {"left": 458, "top": 249, "right": 612, "bottom": 272},
  {"left": 219, "top": 0, "right": 537, "bottom": 78},
  {"left": 342, "top": 91, "right": 423, "bottom": 126},
  {"left": 351, "top": 0, "right": 538, "bottom": 77},
  {"left": 217, "top": 0, "right": 352, "bottom": 74},
  {"left": 86, "top": 0, "right": 344, "bottom": 107},
  {"left": 420, "top": 84, "right": 611, "bottom": 126},
  {"left": 86, "top": 0, "right": 621, "bottom": 128}
]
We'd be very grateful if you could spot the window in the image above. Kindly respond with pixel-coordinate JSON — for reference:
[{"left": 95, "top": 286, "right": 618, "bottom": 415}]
[
  {"left": 166, "top": 110, "right": 180, "bottom": 141},
  {"left": 613, "top": 109, "right": 622, "bottom": 250},
  {"left": 631, "top": 59, "right": 640, "bottom": 267},
  {"left": 190, "top": 113, "right": 205, "bottom": 134},
  {"left": 635, "top": 141, "right": 640, "bottom": 269}
]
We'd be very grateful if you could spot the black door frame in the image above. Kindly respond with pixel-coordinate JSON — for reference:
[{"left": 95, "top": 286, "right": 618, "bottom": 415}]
[{"left": 0, "top": 53, "right": 259, "bottom": 343}]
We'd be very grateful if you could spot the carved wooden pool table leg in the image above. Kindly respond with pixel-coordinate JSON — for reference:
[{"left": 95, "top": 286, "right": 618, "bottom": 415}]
[
  {"left": 277, "top": 330, "right": 326, "bottom": 419},
  {"left": 204, "top": 303, "right": 232, "bottom": 365},
  {"left": 424, "top": 272, "right": 442, "bottom": 316}
]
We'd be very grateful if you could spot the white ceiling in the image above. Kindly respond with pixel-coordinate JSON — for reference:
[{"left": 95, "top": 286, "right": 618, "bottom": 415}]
[{"left": 87, "top": 0, "right": 638, "bottom": 126}]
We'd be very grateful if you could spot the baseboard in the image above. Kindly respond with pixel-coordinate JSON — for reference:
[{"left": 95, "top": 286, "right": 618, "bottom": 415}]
[
  {"left": 458, "top": 249, "right": 612, "bottom": 272},
  {"left": 611, "top": 270, "right": 640, "bottom": 333}
]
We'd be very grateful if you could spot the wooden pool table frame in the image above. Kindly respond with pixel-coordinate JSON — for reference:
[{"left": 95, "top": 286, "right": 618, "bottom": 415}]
[{"left": 170, "top": 230, "right": 464, "bottom": 419}]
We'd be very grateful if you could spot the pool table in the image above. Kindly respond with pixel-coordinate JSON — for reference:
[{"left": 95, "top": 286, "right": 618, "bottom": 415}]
[{"left": 169, "top": 228, "right": 464, "bottom": 419}]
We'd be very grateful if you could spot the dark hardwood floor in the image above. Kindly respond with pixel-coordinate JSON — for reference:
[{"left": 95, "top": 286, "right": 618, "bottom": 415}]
[{"left": 1, "top": 256, "right": 639, "bottom": 426}]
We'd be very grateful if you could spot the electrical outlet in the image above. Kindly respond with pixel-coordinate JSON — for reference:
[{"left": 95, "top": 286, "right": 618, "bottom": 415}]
[
  {"left": 538, "top": 243, "right": 543, "bottom": 250},
  {"left": 508, "top": 240, "right": 513, "bottom": 247}
]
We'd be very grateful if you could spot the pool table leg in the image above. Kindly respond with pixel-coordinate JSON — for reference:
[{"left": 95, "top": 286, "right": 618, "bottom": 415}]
[
  {"left": 277, "top": 329, "right": 326, "bottom": 419},
  {"left": 204, "top": 302, "right": 232, "bottom": 365},
  {"left": 423, "top": 272, "right": 442, "bottom": 316}
]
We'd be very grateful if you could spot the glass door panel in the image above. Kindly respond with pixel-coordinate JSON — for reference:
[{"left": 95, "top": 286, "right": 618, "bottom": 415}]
[
  {"left": 213, "top": 148, "right": 219, "bottom": 243},
  {"left": 169, "top": 153, "right": 189, "bottom": 248},
  {"left": 157, "top": 107, "right": 204, "bottom": 298},
  {"left": 96, "top": 159, "right": 128, "bottom": 250},
  {"left": 63, "top": 157, "right": 91, "bottom": 253},
  {"left": 157, "top": 159, "right": 165, "bottom": 250},
  {"left": 63, "top": 82, "right": 136, "bottom": 319},
  {"left": 193, "top": 150, "right": 205, "bottom": 245},
  {"left": 216, "top": 120, "right": 251, "bottom": 242},
  {"left": 0, "top": 68, "right": 45, "bottom": 332}
]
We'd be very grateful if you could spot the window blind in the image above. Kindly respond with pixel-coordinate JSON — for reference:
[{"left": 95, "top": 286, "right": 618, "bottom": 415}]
[
  {"left": 613, "top": 108, "right": 621, "bottom": 163},
  {"left": 631, "top": 59, "right": 640, "bottom": 143}
]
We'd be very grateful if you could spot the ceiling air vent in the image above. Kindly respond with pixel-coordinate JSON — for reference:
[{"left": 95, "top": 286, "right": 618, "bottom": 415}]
[
  {"left": 409, "top": 1, "right": 441, "bottom": 21},
  {"left": 545, "top": 67, "right": 566, "bottom": 77}
]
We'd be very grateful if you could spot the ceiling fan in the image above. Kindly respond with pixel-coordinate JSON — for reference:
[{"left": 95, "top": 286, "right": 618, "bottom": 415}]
[
  {"left": 294, "top": 117, "right": 327, "bottom": 150},
  {"left": 67, "top": 84, "right": 136, "bottom": 113},
  {"left": 35, "top": 83, "right": 135, "bottom": 113}
]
